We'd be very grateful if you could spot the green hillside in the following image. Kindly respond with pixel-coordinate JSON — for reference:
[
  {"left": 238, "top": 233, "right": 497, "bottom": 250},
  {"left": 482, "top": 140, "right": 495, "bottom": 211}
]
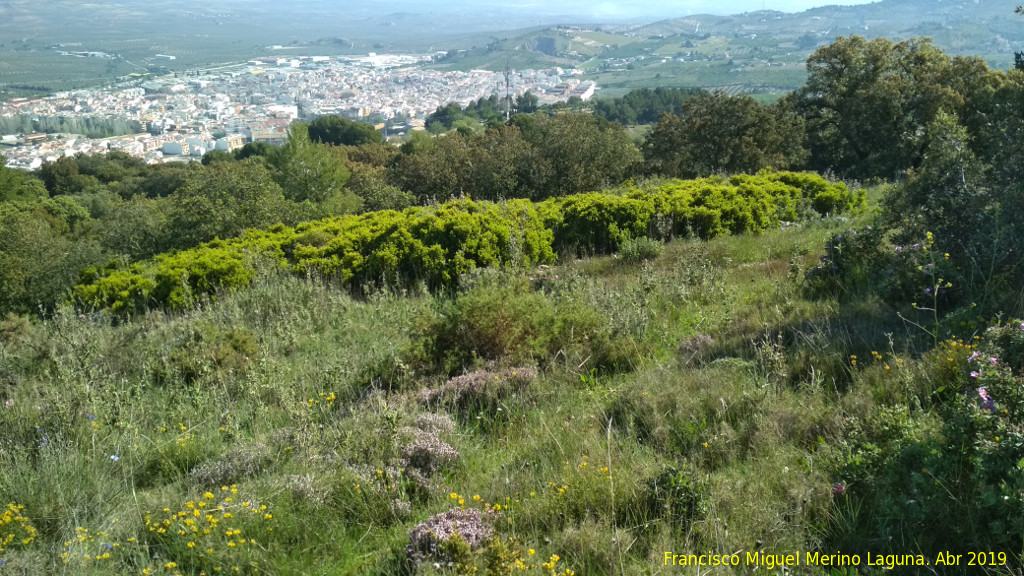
[
  {"left": 4, "top": 180, "right": 1023, "bottom": 573},
  {"left": 3, "top": 33, "right": 1024, "bottom": 575},
  {"left": 0, "top": 190, "right": 886, "bottom": 575}
]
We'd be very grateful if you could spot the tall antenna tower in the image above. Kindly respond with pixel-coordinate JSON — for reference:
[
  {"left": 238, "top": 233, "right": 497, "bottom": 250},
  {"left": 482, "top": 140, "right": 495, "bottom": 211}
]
[
  {"left": 504, "top": 61, "right": 512, "bottom": 121},
  {"left": 503, "top": 19, "right": 524, "bottom": 122}
]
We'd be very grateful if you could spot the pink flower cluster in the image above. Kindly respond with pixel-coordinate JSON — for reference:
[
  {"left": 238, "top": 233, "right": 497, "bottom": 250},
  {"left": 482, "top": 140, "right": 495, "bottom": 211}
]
[{"left": 405, "top": 508, "right": 495, "bottom": 563}]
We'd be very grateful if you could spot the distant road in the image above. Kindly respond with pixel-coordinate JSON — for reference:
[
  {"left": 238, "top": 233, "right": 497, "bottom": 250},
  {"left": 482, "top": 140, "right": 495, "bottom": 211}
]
[{"left": 195, "top": 62, "right": 251, "bottom": 73}]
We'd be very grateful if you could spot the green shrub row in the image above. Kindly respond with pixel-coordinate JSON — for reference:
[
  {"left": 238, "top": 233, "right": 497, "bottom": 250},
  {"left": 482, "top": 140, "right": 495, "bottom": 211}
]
[
  {"left": 74, "top": 199, "right": 555, "bottom": 312},
  {"left": 73, "top": 171, "right": 862, "bottom": 313},
  {"left": 544, "top": 171, "right": 861, "bottom": 254}
]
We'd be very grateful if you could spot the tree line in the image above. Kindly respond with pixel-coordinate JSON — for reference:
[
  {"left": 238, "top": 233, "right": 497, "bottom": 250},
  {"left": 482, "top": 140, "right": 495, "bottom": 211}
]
[
  {"left": 0, "top": 114, "right": 144, "bottom": 138},
  {"left": 423, "top": 86, "right": 704, "bottom": 131}
]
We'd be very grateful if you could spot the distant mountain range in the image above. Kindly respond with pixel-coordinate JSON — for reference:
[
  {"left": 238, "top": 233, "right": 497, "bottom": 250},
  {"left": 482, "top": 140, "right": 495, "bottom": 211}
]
[
  {"left": 0, "top": 0, "right": 1017, "bottom": 48},
  {"left": 0, "top": 0, "right": 1019, "bottom": 95},
  {"left": 640, "top": 0, "right": 1013, "bottom": 38}
]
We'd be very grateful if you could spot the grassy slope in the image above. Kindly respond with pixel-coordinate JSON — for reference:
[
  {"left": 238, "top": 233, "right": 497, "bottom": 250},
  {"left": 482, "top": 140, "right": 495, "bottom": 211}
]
[{"left": 0, "top": 186, "right": 971, "bottom": 575}]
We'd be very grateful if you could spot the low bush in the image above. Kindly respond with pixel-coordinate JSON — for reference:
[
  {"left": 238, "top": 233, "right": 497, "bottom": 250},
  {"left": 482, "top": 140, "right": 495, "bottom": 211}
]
[
  {"left": 413, "top": 279, "right": 557, "bottom": 373},
  {"left": 153, "top": 323, "right": 259, "bottom": 385},
  {"left": 805, "top": 226, "right": 965, "bottom": 313},
  {"left": 643, "top": 464, "right": 706, "bottom": 532},
  {"left": 189, "top": 444, "right": 273, "bottom": 487},
  {"left": 619, "top": 236, "right": 663, "bottom": 263},
  {"left": 833, "top": 321, "right": 1024, "bottom": 564},
  {"left": 417, "top": 367, "right": 538, "bottom": 415},
  {"left": 410, "top": 271, "right": 647, "bottom": 375},
  {"left": 405, "top": 508, "right": 495, "bottom": 565}
]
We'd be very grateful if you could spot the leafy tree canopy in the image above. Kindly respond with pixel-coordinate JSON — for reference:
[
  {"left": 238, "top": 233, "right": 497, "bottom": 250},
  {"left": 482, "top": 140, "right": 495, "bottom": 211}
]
[
  {"left": 644, "top": 91, "right": 807, "bottom": 179},
  {"left": 308, "top": 115, "right": 384, "bottom": 147}
]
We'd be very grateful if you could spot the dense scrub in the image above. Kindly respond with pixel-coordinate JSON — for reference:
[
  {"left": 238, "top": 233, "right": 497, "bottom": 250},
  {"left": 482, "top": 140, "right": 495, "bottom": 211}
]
[{"left": 73, "top": 171, "right": 861, "bottom": 314}]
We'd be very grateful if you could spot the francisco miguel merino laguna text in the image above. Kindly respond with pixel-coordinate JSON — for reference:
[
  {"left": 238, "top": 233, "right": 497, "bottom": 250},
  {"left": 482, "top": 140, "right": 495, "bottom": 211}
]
[{"left": 663, "top": 551, "right": 972, "bottom": 570}]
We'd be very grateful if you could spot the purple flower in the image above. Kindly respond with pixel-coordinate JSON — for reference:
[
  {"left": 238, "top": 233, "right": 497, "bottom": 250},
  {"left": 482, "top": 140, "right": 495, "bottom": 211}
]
[
  {"left": 968, "top": 352, "right": 981, "bottom": 362},
  {"left": 978, "top": 388, "right": 996, "bottom": 413},
  {"left": 912, "top": 243, "right": 921, "bottom": 250},
  {"left": 86, "top": 414, "right": 96, "bottom": 420},
  {"left": 894, "top": 246, "right": 903, "bottom": 254},
  {"left": 970, "top": 371, "right": 980, "bottom": 378},
  {"left": 923, "top": 287, "right": 932, "bottom": 295},
  {"left": 989, "top": 357, "right": 998, "bottom": 365},
  {"left": 832, "top": 482, "right": 846, "bottom": 495},
  {"left": 1020, "top": 322, "right": 1024, "bottom": 331}
]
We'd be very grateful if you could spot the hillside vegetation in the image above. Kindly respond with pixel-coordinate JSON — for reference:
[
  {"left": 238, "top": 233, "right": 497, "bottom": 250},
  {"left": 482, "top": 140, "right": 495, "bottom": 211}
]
[
  {"left": 72, "top": 171, "right": 860, "bottom": 314},
  {"left": 1, "top": 33, "right": 1024, "bottom": 575}
]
